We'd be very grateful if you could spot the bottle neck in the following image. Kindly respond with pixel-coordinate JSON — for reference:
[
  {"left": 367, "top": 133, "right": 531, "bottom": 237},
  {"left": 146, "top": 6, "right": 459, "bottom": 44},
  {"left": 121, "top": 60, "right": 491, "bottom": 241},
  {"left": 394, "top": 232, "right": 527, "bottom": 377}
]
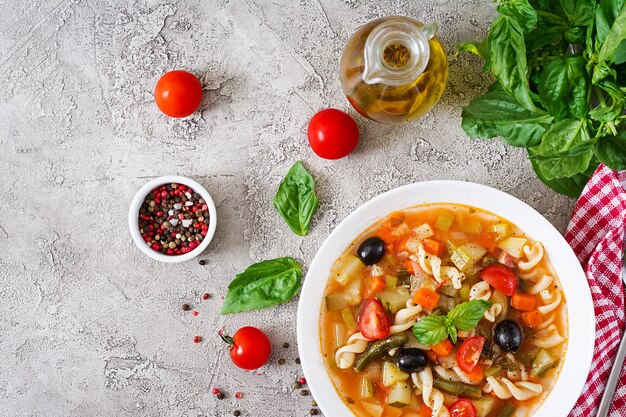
[{"left": 362, "top": 19, "right": 434, "bottom": 86}]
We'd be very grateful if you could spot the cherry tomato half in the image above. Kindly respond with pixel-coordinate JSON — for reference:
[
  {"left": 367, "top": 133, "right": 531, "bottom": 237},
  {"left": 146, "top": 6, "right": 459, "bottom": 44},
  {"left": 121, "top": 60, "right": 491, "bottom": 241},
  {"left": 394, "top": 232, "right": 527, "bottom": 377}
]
[
  {"left": 358, "top": 299, "right": 390, "bottom": 340},
  {"left": 307, "top": 108, "right": 359, "bottom": 160},
  {"left": 450, "top": 399, "right": 477, "bottom": 417},
  {"left": 154, "top": 70, "right": 203, "bottom": 118},
  {"left": 480, "top": 264, "right": 518, "bottom": 296},
  {"left": 456, "top": 336, "right": 485, "bottom": 373},
  {"left": 220, "top": 326, "right": 271, "bottom": 370}
]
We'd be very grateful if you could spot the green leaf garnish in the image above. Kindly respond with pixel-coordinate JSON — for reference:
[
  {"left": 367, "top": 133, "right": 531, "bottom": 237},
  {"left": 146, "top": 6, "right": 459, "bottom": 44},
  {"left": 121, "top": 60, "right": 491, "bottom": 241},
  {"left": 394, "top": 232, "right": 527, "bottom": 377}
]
[
  {"left": 412, "top": 315, "right": 449, "bottom": 346},
  {"left": 273, "top": 161, "right": 319, "bottom": 236},
  {"left": 448, "top": 300, "right": 494, "bottom": 331}
]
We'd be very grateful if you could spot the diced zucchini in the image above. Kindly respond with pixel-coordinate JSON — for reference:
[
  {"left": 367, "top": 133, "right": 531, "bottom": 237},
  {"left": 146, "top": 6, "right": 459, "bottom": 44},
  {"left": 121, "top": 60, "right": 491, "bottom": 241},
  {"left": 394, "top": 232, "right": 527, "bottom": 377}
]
[
  {"left": 376, "top": 288, "right": 410, "bottom": 314},
  {"left": 343, "top": 278, "right": 362, "bottom": 306},
  {"left": 446, "top": 240, "right": 458, "bottom": 253},
  {"left": 462, "top": 217, "right": 483, "bottom": 235},
  {"left": 382, "top": 362, "right": 409, "bottom": 387},
  {"left": 335, "top": 255, "right": 366, "bottom": 285},
  {"left": 473, "top": 397, "right": 498, "bottom": 417},
  {"left": 439, "top": 284, "right": 459, "bottom": 298},
  {"left": 459, "top": 284, "right": 470, "bottom": 302},
  {"left": 531, "top": 349, "right": 558, "bottom": 378},
  {"left": 360, "top": 376, "right": 375, "bottom": 398},
  {"left": 386, "top": 382, "right": 412, "bottom": 408},
  {"left": 361, "top": 400, "right": 384, "bottom": 417},
  {"left": 484, "top": 366, "right": 502, "bottom": 378},
  {"left": 497, "top": 237, "right": 528, "bottom": 258},
  {"left": 386, "top": 275, "right": 398, "bottom": 290},
  {"left": 496, "top": 404, "right": 517, "bottom": 417},
  {"left": 341, "top": 308, "right": 358, "bottom": 332},
  {"left": 436, "top": 212, "right": 455, "bottom": 231},
  {"left": 326, "top": 294, "right": 348, "bottom": 311},
  {"left": 414, "top": 223, "right": 435, "bottom": 240},
  {"left": 334, "top": 323, "right": 347, "bottom": 348},
  {"left": 450, "top": 243, "right": 487, "bottom": 271},
  {"left": 492, "top": 223, "right": 510, "bottom": 242}
]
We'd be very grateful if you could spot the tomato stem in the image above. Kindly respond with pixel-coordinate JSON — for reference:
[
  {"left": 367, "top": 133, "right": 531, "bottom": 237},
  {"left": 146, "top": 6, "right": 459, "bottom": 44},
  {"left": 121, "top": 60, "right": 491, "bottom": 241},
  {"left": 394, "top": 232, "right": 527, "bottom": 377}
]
[{"left": 219, "top": 331, "right": 234, "bottom": 347}]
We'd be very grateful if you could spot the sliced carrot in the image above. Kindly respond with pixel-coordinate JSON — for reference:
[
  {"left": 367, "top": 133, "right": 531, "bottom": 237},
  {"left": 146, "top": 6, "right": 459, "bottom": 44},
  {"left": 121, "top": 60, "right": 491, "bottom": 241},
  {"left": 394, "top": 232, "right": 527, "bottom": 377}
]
[
  {"left": 426, "top": 350, "right": 438, "bottom": 363},
  {"left": 511, "top": 292, "right": 536, "bottom": 311},
  {"left": 367, "top": 276, "right": 386, "bottom": 297},
  {"left": 396, "top": 236, "right": 411, "bottom": 253},
  {"left": 405, "top": 259, "right": 415, "bottom": 274},
  {"left": 475, "top": 233, "right": 497, "bottom": 253},
  {"left": 521, "top": 310, "right": 542, "bottom": 328},
  {"left": 465, "top": 364, "right": 484, "bottom": 382},
  {"left": 383, "top": 212, "right": 405, "bottom": 230},
  {"left": 419, "top": 401, "right": 433, "bottom": 416},
  {"left": 422, "top": 238, "right": 444, "bottom": 257},
  {"left": 412, "top": 287, "right": 440, "bottom": 310},
  {"left": 378, "top": 228, "right": 396, "bottom": 244},
  {"left": 431, "top": 339, "right": 453, "bottom": 357}
]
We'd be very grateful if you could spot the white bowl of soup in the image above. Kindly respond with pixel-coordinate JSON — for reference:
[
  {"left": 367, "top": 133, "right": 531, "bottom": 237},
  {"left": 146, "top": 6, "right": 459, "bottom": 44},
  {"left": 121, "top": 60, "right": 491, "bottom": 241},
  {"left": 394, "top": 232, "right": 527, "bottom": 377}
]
[{"left": 297, "top": 181, "right": 594, "bottom": 417}]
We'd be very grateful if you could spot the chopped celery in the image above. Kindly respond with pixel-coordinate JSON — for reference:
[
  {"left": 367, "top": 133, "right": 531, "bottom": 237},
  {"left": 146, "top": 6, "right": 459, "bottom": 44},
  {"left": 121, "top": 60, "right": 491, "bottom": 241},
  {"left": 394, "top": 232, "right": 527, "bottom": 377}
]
[
  {"left": 459, "top": 284, "right": 470, "bottom": 302},
  {"left": 334, "top": 323, "right": 347, "bottom": 348},
  {"left": 451, "top": 244, "right": 487, "bottom": 271},
  {"left": 376, "top": 288, "right": 409, "bottom": 314},
  {"left": 497, "top": 237, "right": 528, "bottom": 258},
  {"left": 385, "top": 275, "right": 398, "bottom": 290},
  {"left": 446, "top": 240, "right": 458, "bottom": 254},
  {"left": 335, "top": 255, "right": 366, "bottom": 285},
  {"left": 496, "top": 404, "right": 517, "bottom": 417},
  {"left": 492, "top": 223, "right": 510, "bottom": 242},
  {"left": 341, "top": 308, "right": 358, "bottom": 332},
  {"left": 343, "top": 278, "right": 362, "bottom": 306},
  {"left": 484, "top": 365, "right": 502, "bottom": 377},
  {"left": 361, "top": 401, "right": 383, "bottom": 417},
  {"left": 326, "top": 294, "right": 348, "bottom": 311},
  {"left": 386, "top": 382, "right": 412, "bottom": 408},
  {"left": 382, "top": 362, "right": 409, "bottom": 387},
  {"left": 435, "top": 212, "right": 455, "bottom": 231},
  {"left": 360, "top": 376, "right": 375, "bottom": 398},
  {"left": 450, "top": 248, "right": 471, "bottom": 271},
  {"left": 531, "top": 349, "right": 558, "bottom": 377},
  {"left": 473, "top": 397, "right": 497, "bottom": 417},
  {"left": 414, "top": 223, "right": 435, "bottom": 240}
]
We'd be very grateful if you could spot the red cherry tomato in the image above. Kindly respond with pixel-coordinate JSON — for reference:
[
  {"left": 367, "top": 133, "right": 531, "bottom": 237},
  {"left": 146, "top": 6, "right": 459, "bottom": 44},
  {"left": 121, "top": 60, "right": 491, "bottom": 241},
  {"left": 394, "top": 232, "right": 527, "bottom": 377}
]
[
  {"left": 154, "top": 70, "right": 203, "bottom": 118},
  {"left": 456, "top": 336, "right": 485, "bottom": 373},
  {"left": 480, "top": 264, "right": 519, "bottom": 296},
  {"left": 307, "top": 108, "right": 359, "bottom": 160},
  {"left": 220, "top": 327, "right": 271, "bottom": 370},
  {"left": 450, "top": 399, "right": 477, "bottom": 417},
  {"left": 358, "top": 299, "right": 390, "bottom": 340}
]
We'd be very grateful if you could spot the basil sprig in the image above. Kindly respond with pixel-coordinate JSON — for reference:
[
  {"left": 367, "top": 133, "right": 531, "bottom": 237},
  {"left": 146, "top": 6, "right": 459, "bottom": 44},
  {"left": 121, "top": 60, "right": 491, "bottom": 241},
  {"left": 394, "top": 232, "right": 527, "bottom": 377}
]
[
  {"left": 220, "top": 257, "right": 302, "bottom": 314},
  {"left": 459, "top": 0, "right": 626, "bottom": 197},
  {"left": 413, "top": 299, "right": 493, "bottom": 345},
  {"left": 273, "top": 161, "right": 319, "bottom": 236}
]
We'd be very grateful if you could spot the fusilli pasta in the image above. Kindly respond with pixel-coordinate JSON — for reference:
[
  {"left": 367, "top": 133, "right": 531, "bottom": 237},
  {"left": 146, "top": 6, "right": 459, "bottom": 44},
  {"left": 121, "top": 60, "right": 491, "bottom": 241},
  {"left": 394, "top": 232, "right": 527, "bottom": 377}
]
[
  {"left": 412, "top": 367, "right": 451, "bottom": 417},
  {"left": 483, "top": 376, "right": 543, "bottom": 400}
]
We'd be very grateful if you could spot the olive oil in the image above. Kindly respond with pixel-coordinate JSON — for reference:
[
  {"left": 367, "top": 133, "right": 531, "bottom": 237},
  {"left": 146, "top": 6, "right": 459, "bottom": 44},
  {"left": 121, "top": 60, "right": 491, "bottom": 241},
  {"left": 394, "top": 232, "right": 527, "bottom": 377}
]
[{"left": 340, "top": 17, "right": 448, "bottom": 124}]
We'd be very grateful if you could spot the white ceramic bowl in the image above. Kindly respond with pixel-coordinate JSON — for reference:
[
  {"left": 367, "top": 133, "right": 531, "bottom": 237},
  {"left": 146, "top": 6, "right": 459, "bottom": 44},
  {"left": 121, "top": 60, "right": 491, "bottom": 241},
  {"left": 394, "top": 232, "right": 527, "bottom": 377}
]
[
  {"left": 128, "top": 175, "right": 217, "bottom": 263},
  {"left": 297, "top": 180, "right": 594, "bottom": 417}
]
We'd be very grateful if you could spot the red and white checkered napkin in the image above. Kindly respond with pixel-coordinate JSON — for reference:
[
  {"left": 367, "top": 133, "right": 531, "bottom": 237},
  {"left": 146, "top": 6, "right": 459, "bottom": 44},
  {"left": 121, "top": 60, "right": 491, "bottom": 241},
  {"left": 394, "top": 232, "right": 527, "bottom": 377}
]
[{"left": 565, "top": 163, "right": 626, "bottom": 417}]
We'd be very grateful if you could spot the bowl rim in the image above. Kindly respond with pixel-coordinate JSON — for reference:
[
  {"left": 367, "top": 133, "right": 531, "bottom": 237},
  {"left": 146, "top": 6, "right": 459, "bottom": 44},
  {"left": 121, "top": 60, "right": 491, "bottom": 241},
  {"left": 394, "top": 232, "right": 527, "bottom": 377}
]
[
  {"left": 128, "top": 175, "right": 217, "bottom": 263},
  {"left": 297, "top": 180, "right": 594, "bottom": 417}
]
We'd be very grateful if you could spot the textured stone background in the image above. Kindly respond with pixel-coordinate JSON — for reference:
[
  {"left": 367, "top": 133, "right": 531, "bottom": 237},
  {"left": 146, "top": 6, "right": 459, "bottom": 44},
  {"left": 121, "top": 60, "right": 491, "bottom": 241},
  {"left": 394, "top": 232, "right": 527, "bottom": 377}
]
[{"left": 0, "top": 0, "right": 575, "bottom": 416}]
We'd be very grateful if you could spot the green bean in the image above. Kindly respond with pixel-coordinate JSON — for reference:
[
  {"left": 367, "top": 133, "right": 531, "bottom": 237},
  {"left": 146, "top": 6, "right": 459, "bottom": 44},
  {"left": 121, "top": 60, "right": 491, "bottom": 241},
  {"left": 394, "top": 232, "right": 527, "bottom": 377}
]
[
  {"left": 353, "top": 333, "right": 408, "bottom": 372},
  {"left": 496, "top": 404, "right": 517, "bottom": 417},
  {"left": 432, "top": 375, "right": 482, "bottom": 399}
]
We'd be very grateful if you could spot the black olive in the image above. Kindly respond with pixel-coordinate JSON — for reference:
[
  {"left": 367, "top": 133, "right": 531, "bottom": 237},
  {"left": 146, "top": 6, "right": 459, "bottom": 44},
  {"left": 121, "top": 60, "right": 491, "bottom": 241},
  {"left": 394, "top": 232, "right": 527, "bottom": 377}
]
[
  {"left": 357, "top": 237, "right": 386, "bottom": 265},
  {"left": 396, "top": 348, "right": 429, "bottom": 373},
  {"left": 493, "top": 320, "right": 523, "bottom": 353}
]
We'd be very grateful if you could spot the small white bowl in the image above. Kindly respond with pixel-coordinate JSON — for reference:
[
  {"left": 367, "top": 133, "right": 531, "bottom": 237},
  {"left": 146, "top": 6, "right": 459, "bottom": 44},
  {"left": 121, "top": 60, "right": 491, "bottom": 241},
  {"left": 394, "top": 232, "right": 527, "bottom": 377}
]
[
  {"left": 297, "top": 180, "right": 594, "bottom": 417},
  {"left": 128, "top": 175, "right": 217, "bottom": 263}
]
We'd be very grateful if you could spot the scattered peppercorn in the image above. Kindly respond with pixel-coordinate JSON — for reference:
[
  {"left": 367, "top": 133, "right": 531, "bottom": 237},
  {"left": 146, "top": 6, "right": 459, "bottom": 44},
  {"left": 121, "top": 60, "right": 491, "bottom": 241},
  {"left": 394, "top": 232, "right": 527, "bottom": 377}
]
[
  {"left": 346, "top": 397, "right": 355, "bottom": 404},
  {"left": 292, "top": 381, "right": 302, "bottom": 390},
  {"left": 300, "top": 377, "right": 307, "bottom": 385},
  {"left": 192, "top": 310, "right": 199, "bottom": 316},
  {"left": 233, "top": 411, "right": 241, "bottom": 417},
  {"left": 182, "top": 303, "right": 191, "bottom": 311},
  {"left": 202, "top": 292, "right": 211, "bottom": 300},
  {"left": 212, "top": 388, "right": 220, "bottom": 395},
  {"left": 235, "top": 392, "right": 243, "bottom": 400},
  {"left": 301, "top": 390, "right": 309, "bottom": 396},
  {"left": 216, "top": 392, "right": 225, "bottom": 400},
  {"left": 295, "top": 357, "right": 301, "bottom": 364},
  {"left": 282, "top": 342, "right": 289, "bottom": 349},
  {"left": 193, "top": 336, "right": 202, "bottom": 343},
  {"left": 311, "top": 400, "right": 317, "bottom": 407},
  {"left": 310, "top": 409, "right": 318, "bottom": 415},
  {"left": 277, "top": 358, "right": 286, "bottom": 365},
  {"left": 199, "top": 259, "right": 206, "bottom": 266},
  {"left": 138, "top": 183, "right": 211, "bottom": 256}
]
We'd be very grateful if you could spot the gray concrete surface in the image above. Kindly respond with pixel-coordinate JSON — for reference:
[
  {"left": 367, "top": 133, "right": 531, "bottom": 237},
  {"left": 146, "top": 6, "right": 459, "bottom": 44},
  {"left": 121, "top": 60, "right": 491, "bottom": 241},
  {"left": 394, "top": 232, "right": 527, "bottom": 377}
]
[{"left": 0, "top": 1, "right": 575, "bottom": 416}]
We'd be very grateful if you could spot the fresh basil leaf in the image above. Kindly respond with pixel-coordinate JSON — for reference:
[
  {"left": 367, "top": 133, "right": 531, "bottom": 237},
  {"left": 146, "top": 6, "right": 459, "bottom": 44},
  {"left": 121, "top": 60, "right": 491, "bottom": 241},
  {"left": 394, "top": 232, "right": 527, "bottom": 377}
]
[
  {"left": 413, "top": 315, "right": 449, "bottom": 346},
  {"left": 462, "top": 90, "right": 553, "bottom": 147},
  {"left": 538, "top": 56, "right": 590, "bottom": 120},
  {"left": 597, "top": 1, "right": 626, "bottom": 63},
  {"left": 613, "top": 39, "right": 626, "bottom": 64},
  {"left": 531, "top": 159, "right": 597, "bottom": 197},
  {"left": 596, "top": 0, "right": 626, "bottom": 46},
  {"left": 594, "top": 130, "right": 626, "bottom": 170},
  {"left": 498, "top": 0, "right": 538, "bottom": 33},
  {"left": 532, "top": 119, "right": 592, "bottom": 156},
  {"left": 448, "top": 300, "right": 493, "bottom": 331},
  {"left": 525, "top": 27, "right": 564, "bottom": 52},
  {"left": 221, "top": 257, "right": 302, "bottom": 314},
  {"left": 589, "top": 102, "right": 624, "bottom": 121},
  {"left": 457, "top": 38, "right": 491, "bottom": 71},
  {"left": 273, "top": 161, "right": 319, "bottom": 236},
  {"left": 531, "top": 144, "right": 595, "bottom": 180},
  {"left": 592, "top": 61, "right": 617, "bottom": 84},
  {"left": 488, "top": 15, "right": 537, "bottom": 111},
  {"left": 446, "top": 319, "right": 459, "bottom": 344},
  {"left": 559, "top": 0, "right": 596, "bottom": 26}
]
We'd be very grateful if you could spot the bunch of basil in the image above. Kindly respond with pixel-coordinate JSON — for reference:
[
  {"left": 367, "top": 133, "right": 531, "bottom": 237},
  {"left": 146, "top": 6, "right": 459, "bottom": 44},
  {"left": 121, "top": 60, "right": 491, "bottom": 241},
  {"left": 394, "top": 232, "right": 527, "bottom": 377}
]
[{"left": 459, "top": 0, "right": 626, "bottom": 197}]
